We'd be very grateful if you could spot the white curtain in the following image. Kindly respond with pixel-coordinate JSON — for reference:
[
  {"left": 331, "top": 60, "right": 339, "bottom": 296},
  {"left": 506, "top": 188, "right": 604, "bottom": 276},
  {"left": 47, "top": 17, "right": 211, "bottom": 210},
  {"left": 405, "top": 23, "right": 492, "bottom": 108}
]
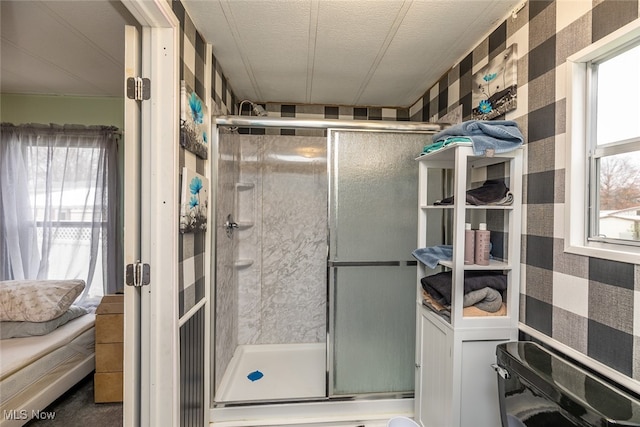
[{"left": 0, "top": 123, "right": 121, "bottom": 305}]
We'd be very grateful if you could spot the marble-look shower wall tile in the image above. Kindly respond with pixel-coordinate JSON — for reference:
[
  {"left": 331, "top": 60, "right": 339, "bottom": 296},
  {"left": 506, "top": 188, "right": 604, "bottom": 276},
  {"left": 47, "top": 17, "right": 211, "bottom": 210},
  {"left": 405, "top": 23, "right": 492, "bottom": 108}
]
[
  {"left": 236, "top": 135, "right": 328, "bottom": 345},
  {"left": 214, "top": 135, "right": 240, "bottom": 390},
  {"left": 237, "top": 137, "right": 264, "bottom": 345},
  {"left": 261, "top": 136, "right": 327, "bottom": 344}
]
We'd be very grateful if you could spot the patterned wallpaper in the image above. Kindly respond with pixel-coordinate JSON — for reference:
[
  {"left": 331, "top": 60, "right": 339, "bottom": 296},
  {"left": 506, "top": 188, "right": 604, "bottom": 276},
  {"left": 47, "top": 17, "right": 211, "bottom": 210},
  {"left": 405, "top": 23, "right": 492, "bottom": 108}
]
[
  {"left": 173, "top": 1, "right": 208, "bottom": 318},
  {"left": 172, "top": 2, "right": 208, "bottom": 425},
  {"left": 410, "top": 0, "right": 640, "bottom": 382},
  {"left": 237, "top": 104, "right": 410, "bottom": 137}
]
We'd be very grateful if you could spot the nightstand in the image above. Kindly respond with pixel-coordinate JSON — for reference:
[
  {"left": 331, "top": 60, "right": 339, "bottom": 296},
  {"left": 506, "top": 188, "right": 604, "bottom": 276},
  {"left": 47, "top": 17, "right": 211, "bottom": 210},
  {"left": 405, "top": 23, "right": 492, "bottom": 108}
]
[{"left": 94, "top": 294, "right": 124, "bottom": 403}]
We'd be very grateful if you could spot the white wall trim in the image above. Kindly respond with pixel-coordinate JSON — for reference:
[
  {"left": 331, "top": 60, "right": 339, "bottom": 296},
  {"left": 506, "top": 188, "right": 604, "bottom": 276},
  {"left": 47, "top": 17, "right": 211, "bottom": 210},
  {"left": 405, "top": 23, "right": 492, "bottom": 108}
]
[
  {"left": 143, "top": 23, "right": 181, "bottom": 427},
  {"left": 121, "top": 0, "right": 178, "bottom": 28}
]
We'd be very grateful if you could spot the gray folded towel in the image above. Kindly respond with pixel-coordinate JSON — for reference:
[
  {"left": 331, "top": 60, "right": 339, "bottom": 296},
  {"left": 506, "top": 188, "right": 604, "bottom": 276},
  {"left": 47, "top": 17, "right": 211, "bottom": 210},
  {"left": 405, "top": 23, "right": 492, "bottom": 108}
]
[
  {"left": 420, "top": 270, "right": 508, "bottom": 306},
  {"left": 463, "top": 287, "right": 503, "bottom": 312},
  {"left": 434, "top": 179, "right": 511, "bottom": 206}
]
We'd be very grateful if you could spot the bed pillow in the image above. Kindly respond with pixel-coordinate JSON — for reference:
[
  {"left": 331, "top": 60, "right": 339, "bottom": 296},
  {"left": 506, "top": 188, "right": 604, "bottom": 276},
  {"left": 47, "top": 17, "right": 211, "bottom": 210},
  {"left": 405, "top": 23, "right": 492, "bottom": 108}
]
[
  {"left": 0, "top": 279, "right": 85, "bottom": 322},
  {"left": 0, "top": 305, "right": 88, "bottom": 339}
]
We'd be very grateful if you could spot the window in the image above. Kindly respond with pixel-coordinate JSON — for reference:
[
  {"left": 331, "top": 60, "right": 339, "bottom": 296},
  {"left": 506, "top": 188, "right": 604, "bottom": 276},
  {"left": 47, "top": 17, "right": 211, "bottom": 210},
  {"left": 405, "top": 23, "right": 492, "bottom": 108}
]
[
  {"left": 29, "top": 143, "right": 111, "bottom": 301},
  {"left": 589, "top": 42, "right": 640, "bottom": 245},
  {"left": 566, "top": 20, "right": 640, "bottom": 263},
  {"left": 0, "top": 124, "right": 121, "bottom": 306}
]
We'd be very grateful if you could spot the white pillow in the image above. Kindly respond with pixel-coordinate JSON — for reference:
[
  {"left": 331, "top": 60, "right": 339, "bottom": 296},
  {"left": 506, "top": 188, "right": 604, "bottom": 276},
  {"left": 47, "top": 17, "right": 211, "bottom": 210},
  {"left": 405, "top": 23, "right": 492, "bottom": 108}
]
[
  {"left": 0, "top": 280, "right": 85, "bottom": 322},
  {"left": 0, "top": 305, "right": 88, "bottom": 339}
]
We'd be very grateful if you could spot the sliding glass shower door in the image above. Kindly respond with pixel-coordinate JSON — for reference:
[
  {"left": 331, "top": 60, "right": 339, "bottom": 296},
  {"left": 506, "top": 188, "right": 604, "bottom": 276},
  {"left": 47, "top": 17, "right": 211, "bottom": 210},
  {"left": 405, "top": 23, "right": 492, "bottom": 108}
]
[{"left": 328, "top": 130, "right": 427, "bottom": 396}]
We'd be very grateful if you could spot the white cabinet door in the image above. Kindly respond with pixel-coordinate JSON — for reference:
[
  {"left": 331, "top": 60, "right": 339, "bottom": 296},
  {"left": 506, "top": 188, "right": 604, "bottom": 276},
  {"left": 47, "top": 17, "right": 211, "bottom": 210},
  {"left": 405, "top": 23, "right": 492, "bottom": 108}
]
[
  {"left": 459, "top": 339, "right": 506, "bottom": 427},
  {"left": 416, "top": 311, "right": 453, "bottom": 427}
]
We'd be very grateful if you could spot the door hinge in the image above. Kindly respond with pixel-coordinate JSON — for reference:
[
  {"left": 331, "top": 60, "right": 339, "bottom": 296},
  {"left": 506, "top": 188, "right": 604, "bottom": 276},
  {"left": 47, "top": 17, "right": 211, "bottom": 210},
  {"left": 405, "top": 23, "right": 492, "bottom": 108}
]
[
  {"left": 126, "top": 77, "right": 150, "bottom": 101},
  {"left": 126, "top": 261, "right": 150, "bottom": 287}
]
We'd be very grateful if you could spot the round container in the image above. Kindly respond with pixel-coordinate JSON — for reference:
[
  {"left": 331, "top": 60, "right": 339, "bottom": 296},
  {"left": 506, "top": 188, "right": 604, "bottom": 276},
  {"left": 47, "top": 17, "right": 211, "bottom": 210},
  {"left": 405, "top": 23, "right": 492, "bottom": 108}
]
[{"left": 387, "top": 416, "right": 420, "bottom": 427}]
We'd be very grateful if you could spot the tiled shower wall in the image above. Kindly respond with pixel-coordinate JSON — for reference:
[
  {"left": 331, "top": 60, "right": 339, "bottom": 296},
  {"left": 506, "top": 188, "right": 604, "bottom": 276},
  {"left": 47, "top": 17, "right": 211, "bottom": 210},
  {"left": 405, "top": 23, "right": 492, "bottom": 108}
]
[
  {"left": 410, "top": 0, "right": 640, "bottom": 382},
  {"left": 214, "top": 134, "right": 240, "bottom": 392},
  {"left": 235, "top": 135, "right": 327, "bottom": 346}
]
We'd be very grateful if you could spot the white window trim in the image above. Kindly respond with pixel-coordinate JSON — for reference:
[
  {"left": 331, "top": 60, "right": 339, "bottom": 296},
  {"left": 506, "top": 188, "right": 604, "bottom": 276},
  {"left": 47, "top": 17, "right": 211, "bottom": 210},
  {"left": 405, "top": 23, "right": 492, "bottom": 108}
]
[{"left": 565, "top": 18, "right": 640, "bottom": 265}]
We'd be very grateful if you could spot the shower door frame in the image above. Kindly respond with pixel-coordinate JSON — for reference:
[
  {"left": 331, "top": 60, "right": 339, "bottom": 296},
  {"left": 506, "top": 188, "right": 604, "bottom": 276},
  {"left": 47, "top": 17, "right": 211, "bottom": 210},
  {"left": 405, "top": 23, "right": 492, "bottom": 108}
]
[{"left": 212, "top": 117, "right": 444, "bottom": 411}]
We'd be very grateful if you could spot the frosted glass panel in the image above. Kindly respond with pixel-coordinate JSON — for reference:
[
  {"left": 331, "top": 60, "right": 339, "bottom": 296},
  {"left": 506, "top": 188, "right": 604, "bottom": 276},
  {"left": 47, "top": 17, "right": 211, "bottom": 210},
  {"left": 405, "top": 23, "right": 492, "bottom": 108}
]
[
  {"left": 330, "top": 131, "right": 426, "bottom": 262},
  {"left": 331, "top": 265, "right": 416, "bottom": 395}
]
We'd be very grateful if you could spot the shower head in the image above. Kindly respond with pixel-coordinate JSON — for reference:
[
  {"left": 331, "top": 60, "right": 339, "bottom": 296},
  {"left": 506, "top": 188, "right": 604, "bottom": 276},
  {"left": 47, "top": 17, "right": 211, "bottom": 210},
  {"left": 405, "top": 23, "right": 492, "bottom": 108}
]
[
  {"left": 251, "top": 103, "right": 268, "bottom": 117},
  {"left": 239, "top": 100, "right": 268, "bottom": 117}
]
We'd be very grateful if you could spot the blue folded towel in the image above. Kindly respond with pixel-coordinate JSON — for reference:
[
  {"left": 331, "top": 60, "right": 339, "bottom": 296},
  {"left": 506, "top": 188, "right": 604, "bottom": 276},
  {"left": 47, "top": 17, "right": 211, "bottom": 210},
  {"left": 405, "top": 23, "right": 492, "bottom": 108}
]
[
  {"left": 432, "top": 120, "right": 523, "bottom": 156},
  {"left": 412, "top": 245, "right": 453, "bottom": 269}
]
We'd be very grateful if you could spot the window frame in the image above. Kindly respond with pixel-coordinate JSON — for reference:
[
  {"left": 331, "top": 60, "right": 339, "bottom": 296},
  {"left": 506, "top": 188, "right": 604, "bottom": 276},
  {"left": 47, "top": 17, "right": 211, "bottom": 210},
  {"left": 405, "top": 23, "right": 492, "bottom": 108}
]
[{"left": 565, "top": 18, "right": 640, "bottom": 264}]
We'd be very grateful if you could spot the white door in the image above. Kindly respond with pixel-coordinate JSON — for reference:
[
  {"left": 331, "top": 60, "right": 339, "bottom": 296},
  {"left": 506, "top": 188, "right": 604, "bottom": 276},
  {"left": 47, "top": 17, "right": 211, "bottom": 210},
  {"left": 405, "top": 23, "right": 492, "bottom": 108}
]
[{"left": 121, "top": 1, "right": 181, "bottom": 425}]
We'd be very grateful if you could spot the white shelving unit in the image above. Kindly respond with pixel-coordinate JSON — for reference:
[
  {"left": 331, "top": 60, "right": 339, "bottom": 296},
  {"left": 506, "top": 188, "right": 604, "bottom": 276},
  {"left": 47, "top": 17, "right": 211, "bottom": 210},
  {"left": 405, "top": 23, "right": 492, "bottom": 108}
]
[{"left": 414, "top": 143, "right": 524, "bottom": 427}]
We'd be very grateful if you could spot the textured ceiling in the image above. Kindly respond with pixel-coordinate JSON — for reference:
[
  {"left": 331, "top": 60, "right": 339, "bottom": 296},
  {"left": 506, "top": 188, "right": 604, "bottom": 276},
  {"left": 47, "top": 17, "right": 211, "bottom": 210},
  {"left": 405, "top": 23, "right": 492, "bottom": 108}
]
[
  {"left": 183, "top": 0, "right": 522, "bottom": 107},
  {"left": 1, "top": 0, "right": 522, "bottom": 108}
]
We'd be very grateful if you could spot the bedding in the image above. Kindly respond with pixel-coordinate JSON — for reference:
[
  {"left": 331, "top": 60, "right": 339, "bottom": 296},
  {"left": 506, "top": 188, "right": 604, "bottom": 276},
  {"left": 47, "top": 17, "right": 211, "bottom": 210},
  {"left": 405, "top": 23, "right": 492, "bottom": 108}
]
[
  {"left": 0, "top": 306, "right": 88, "bottom": 339},
  {"left": 0, "top": 280, "right": 85, "bottom": 322},
  {"left": 0, "top": 313, "right": 95, "bottom": 427}
]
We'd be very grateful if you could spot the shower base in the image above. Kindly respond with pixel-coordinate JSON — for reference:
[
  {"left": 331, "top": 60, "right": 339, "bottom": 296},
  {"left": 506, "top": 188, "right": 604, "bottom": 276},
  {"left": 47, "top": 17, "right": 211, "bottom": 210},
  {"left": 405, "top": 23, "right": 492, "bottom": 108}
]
[
  {"left": 211, "top": 397, "right": 413, "bottom": 426},
  {"left": 215, "top": 343, "right": 326, "bottom": 403}
]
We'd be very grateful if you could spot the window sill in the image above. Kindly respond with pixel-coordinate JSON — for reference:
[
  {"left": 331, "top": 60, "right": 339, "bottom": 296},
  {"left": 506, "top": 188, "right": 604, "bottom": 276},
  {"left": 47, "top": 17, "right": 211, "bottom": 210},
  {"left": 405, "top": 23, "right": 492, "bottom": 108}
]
[{"left": 564, "top": 241, "right": 640, "bottom": 265}]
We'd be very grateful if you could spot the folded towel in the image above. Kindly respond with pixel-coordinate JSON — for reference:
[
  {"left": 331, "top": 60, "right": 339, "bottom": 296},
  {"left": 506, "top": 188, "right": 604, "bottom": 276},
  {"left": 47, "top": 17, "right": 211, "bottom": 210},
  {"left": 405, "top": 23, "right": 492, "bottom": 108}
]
[
  {"left": 412, "top": 245, "right": 453, "bottom": 268},
  {"left": 420, "top": 271, "right": 507, "bottom": 306},
  {"left": 422, "top": 289, "right": 508, "bottom": 318},
  {"left": 432, "top": 120, "right": 523, "bottom": 156},
  {"left": 421, "top": 136, "right": 472, "bottom": 155},
  {"left": 463, "top": 287, "right": 503, "bottom": 312},
  {"left": 435, "top": 179, "right": 512, "bottom": 206}
]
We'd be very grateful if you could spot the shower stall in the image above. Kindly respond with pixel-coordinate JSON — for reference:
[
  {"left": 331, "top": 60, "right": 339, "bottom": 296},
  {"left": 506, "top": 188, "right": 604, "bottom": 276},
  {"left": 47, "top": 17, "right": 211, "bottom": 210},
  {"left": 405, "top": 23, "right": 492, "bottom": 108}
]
[
  {"left": 211, "top": 117, "right": 441, "bottom": 423},
  {"left": 214, "top": 132, "right": 328, "bottom": 404}
]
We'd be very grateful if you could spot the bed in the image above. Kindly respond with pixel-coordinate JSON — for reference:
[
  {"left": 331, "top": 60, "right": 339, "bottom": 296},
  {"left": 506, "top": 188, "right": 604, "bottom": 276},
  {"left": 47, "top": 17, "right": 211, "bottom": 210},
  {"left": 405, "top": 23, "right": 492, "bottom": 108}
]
[{"left": 0, "top": 280, "right": 96, "bottom": 427}]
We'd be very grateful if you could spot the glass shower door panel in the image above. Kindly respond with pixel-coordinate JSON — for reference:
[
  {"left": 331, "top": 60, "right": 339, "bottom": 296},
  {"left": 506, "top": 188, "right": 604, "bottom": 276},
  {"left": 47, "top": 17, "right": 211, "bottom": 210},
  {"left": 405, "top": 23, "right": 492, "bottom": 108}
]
[
  {"left": 331, "top": 265, "right": 416, "bottom": 395},
  {"left": 330, "top": 131, "right": 424, "bottom": 262}
]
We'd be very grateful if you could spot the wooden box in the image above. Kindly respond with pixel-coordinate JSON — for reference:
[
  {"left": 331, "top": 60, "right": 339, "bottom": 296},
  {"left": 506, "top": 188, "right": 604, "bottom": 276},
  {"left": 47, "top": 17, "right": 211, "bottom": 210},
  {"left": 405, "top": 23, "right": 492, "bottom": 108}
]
[
  {"left": 95, "top": 342, "right": 124, "bottom": 372},
  {"left": 94, "top": 294, "right": 124, "bottom": 403},
  {"left": 94, "top": 372, "right": 123, "bottom": 403}
]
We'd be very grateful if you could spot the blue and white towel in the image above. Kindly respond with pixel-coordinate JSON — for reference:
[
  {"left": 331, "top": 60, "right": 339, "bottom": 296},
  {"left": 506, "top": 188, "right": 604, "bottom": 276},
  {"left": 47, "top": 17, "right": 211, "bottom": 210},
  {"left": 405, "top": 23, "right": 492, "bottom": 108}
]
[
  {"left": 412, "top": 245, "right": 453, "bottom": 269},
  {"left": 432, "top": 120, "right": 523, "bottom": 156}
]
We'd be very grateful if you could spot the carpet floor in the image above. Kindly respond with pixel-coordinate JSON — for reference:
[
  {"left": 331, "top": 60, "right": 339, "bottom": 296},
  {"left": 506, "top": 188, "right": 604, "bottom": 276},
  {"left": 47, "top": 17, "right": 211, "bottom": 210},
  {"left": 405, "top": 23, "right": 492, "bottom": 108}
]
[{"left": 25, "top": 373, "right": 122, "bottom": 426}]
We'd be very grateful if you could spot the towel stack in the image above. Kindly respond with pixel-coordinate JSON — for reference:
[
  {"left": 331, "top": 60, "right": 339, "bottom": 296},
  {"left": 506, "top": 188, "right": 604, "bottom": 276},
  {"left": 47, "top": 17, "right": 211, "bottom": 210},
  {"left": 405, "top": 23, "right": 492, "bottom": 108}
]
[
  {"left": 420, "top": 270, "right": 507, "bottom": 313},
  {"left": 426, "top": 119, "right": 524, "bottom": 156}
]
